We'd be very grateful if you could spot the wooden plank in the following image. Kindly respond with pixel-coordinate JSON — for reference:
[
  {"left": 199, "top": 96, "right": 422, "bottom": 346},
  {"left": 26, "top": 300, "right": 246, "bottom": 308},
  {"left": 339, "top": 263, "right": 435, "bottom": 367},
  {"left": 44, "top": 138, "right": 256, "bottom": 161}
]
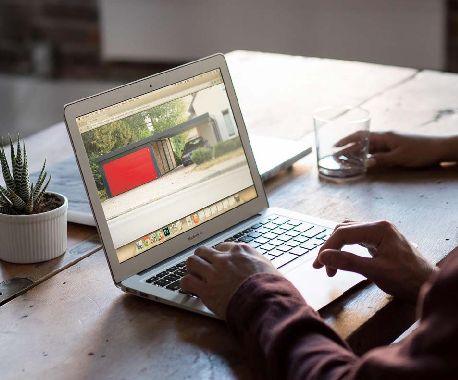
[
  {"left": 0, "top": 224, "right": 101, "bottom": 306},
  {"left": 0, "top": 250, "right": 251, "bottom": 380},
  {"left": 226, "top": 51, "right": 417, "bottom": 141}
]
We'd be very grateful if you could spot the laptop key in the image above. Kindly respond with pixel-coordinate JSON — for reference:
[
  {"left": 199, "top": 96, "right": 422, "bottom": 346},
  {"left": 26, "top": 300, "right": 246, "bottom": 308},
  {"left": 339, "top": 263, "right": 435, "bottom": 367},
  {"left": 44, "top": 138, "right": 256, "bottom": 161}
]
[
  {"left": 166, "top": 281, "right": 181, "bottom": 291},
  {"left": 294, "top": 223, "right": 314, "bottom": 232},
  {"left": 268, "top": 249, "right": 285, "bottom": 257},
  {"left": 285, "top": 230, "right": 300, "bottom": 237},
  {"left": 284, "top": 239, "right": 300, "bottom": 247},
  {"left": 316, "top": 229, "right": 333, "bottom": 240},
  {"left": 262, "top": 232, "right": 278, "bottom": 240},
  {"left": 302, "top": 226, "right": 326, "bottom": 238},
  {"left": 153, "top": 278, "right": 169, "bottom": 287},
  {"left": 293, "top": 235, "right": 308, "bottom": 243},
  {"left": 263, "top": 222, "right": 277, "bottom": 230},
  {"left": 248, "top": 241, "right": 261, "bottom": 249},
  {"left": 269, "top": 239, "right": 284, "bottom": 246},
  {"left": 240, "top": 236, "right": 254, "bottom": 243},
  {"left": 272, "top": 216, "right": 288, "bottom": 225},
  {"left": 248, "top": 231, "right": 262, "bottom": 238},
  {"left": 257, "top": 227, "right": 270, "bottom": 234},
  {"left": 271, "top": 252, "right": 299, "bottom": 269},
  {"left": 260, "top": 243, "right": 275, "bottom": 251},
  {"left": 287, "top": 219, "right": 302, "bottom": 226},
  {"left": 309, "top": 238, "right": 325, "bottom": 246},
  {"left": 301, "top": 241, "right": 319, "bottom": 250},
  {"left": 289, "top": 247, "right": 309, "bottom": 256},
  {"left": 276, "top": 234, "right": 291, "bottom": 242},
  {"left": 276, "top": 244, "right": 292, "bottom": 252},
  {"left": 272, "top": 227, "right": 287, "bottom": 235},
  {"left": 251, "top": 223, "right": 263, "bottom": 229},
  {"left": 279, "top": 223, "right": 295, "bottom": 231},
  {"left": 255, "top": 236, "right": 269, "bottom": 244}
]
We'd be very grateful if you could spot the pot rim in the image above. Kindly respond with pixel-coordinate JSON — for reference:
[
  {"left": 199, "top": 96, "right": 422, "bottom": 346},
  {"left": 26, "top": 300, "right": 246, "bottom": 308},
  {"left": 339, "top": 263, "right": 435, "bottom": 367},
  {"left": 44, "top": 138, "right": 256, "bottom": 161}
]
[{"left": 0, "top": 191, "right": 68, "bottom": 220}]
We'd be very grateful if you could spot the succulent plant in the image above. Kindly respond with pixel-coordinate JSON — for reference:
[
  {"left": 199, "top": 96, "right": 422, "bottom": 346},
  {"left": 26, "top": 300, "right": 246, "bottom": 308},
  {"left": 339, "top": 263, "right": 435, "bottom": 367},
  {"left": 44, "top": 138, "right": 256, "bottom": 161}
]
[{"left": 0, "top": 135, "right": 50, "bottom": 215}]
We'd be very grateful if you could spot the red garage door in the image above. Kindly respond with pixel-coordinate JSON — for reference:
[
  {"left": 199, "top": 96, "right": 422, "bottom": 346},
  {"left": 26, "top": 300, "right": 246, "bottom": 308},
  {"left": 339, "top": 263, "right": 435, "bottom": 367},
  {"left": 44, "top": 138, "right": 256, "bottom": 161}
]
[{"left": 103, "top": 147, "right": 158, "bottom": 196}]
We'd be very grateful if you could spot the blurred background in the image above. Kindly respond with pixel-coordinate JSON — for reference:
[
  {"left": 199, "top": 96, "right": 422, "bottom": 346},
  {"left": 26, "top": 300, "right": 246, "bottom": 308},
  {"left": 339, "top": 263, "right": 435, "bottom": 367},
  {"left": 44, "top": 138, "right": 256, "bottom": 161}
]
[{"left": 0, "top": 0, "right": 456, "bottom": 138}]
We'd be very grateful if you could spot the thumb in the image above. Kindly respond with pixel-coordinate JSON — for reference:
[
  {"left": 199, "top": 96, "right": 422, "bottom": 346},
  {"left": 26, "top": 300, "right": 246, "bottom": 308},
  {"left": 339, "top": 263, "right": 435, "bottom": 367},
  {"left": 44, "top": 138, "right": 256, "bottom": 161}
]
[
  {"left": 317, "top": 249, "right": 373, "bottom": 277},
  {"left": 367, "top": 151, "right": 398, "bottom": 167}
]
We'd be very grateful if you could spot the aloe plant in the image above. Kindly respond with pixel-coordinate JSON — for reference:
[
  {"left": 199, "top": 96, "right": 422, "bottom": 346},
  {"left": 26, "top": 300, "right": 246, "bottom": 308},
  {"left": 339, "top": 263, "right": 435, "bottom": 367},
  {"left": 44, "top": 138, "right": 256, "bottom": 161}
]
[{"left": 0, "top": 135, "right": 50, "bottom": 215}]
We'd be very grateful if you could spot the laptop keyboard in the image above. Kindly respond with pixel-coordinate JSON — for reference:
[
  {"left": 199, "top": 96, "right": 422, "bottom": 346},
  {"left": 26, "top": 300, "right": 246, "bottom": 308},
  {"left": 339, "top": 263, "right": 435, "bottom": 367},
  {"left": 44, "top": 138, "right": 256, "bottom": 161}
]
[{"left": 144, "top": 214, "right": 333, "bottom": 295}]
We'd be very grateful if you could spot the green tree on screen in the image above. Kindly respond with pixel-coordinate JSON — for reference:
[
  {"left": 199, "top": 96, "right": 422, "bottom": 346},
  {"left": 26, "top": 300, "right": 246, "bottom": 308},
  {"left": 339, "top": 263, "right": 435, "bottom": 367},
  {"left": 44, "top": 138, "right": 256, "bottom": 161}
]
[{"left": 81, "top": 98, "right": 188, "bottom": 190}]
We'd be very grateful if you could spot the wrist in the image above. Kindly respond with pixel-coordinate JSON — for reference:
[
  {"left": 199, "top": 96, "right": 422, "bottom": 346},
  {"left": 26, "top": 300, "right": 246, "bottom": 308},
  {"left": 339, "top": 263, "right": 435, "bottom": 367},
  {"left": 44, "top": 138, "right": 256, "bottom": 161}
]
[{"left": 435, "top": 136, "right": 458, "bottom": 163}]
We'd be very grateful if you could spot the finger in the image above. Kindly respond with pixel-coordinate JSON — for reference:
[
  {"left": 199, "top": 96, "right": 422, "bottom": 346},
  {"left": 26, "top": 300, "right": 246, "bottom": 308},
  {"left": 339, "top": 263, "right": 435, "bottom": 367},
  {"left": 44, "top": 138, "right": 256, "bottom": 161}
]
[
  {"left": 367, "top": 132, "right": 392, "bottom": 153},
  {"left": 186, "top": 255, "right": 214, "bottom": 280},
  {"left": 369, "top": 151, "right": 399, "bottom": 167},
  {"left": 180, "top": 274, "right": 205, "bottom": 297},
  {"left": 326, "top": 266, "right": 337, "bottom": 277},
  {"left": 320, "top": 222, "right": 386, "bottom": 253},
  {"left": 313, "top": 219, "right": 359, "bottom": 268},
  {"left": 214, "top": 242, "right": 237, "bottom": 252},
  {"left": 318, "top": 249, "right": 373, "bottom": 277},
  {"left": 335, "top": 131, "right": 366, "bottom": 147},
  {"left": 195, "top": 245, "right": 219, "bottom": 263}
]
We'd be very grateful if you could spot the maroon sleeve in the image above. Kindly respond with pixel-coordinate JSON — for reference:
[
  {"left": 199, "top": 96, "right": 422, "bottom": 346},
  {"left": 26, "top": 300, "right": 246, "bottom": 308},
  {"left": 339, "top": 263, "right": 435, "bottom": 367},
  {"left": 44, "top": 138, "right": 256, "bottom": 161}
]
[{"left": 226, "top": 253, "right": 458, "bottom": 380}]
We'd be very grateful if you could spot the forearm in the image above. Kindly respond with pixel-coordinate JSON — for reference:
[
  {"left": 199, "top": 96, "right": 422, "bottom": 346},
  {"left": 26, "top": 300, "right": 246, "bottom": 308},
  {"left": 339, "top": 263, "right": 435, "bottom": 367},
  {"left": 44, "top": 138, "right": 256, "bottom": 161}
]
[
  {"left": 438, "top": 135, "right": 458, "bottom": 162},
  {"left": 226, "top": 258, "right": 458, "bottom": 380},
  {"left": 226, "top": 273, "right": 357, "bottom": 380}
]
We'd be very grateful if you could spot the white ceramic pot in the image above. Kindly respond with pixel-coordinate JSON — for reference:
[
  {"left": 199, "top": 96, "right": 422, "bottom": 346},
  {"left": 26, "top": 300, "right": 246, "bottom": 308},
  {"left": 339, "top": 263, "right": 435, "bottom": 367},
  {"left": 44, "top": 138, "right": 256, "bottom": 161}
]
[{"left": 0, "top": 192, "right": 68, "bottom": 263}]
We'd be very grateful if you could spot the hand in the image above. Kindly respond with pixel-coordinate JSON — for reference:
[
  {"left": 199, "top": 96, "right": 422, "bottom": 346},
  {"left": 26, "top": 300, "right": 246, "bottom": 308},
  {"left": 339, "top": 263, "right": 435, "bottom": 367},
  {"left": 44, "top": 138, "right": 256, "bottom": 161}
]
[
  {"left": 336, "top": 131, "right": 450, "bottom": 168},
  {"left": 180, "top": 242, "right": 279, "bottom": 318},
  {"left": 313, "top": 220, "right": 437, "bottom": 303}
]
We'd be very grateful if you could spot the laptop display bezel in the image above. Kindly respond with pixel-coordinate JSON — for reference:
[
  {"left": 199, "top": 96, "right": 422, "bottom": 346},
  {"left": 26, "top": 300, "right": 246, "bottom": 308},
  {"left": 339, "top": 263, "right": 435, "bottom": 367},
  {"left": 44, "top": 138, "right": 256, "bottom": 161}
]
[{"left": 64, "top": 54, "right": 268, "bottom": 284}]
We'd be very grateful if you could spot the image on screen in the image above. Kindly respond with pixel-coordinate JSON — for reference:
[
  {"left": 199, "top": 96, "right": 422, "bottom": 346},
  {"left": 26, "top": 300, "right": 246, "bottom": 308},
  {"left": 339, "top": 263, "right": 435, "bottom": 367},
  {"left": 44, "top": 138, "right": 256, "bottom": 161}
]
[{"left": 76, "top": 69, "right": 257, "bottom": 263}]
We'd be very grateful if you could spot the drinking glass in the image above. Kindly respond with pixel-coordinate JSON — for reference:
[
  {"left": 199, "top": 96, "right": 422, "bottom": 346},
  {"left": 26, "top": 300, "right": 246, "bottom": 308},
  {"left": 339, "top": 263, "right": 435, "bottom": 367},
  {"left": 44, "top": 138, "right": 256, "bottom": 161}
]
[{"left": 313, "top": 106, "right": 370, "bottom": 180}]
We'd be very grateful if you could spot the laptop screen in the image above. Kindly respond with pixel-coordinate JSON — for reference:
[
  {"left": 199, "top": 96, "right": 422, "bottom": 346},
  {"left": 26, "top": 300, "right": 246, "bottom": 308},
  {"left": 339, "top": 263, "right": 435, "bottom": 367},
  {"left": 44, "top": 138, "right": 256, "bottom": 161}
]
[{"left": 76, "top": 69, "right": 257, "bottom": 263}]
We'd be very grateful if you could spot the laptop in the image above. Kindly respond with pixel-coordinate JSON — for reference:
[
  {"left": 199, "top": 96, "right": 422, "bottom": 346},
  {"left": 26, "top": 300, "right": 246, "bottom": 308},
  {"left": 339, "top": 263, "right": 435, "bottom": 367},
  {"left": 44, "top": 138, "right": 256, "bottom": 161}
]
[{"left": 64, "top": 54, "right": 367, "bottom": 318}]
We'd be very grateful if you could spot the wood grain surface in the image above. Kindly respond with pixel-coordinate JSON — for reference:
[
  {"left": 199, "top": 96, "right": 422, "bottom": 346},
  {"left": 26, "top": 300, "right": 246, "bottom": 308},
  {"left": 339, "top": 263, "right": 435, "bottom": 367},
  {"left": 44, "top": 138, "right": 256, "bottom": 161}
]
[
  {"left": 0, "top": 224, "right": 100, "bottom": 305},
  {"left": 0, "top": 51, "right": 457, "bottom": 379}
]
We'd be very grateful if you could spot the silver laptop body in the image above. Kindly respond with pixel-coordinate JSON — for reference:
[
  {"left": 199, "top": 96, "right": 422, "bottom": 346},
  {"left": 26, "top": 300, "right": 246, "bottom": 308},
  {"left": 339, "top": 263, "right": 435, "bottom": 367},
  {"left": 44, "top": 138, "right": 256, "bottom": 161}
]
[{"left": 64, "top": 54, "right": 366, "bottom": 318}]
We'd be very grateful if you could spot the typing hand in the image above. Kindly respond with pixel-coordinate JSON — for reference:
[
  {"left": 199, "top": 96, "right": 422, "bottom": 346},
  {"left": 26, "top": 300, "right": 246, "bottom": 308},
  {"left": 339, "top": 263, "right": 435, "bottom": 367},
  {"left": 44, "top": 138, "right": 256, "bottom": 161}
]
[
  {"left": 336, "top": 131, "right": 449, "bottom": 168},
  {"left": 313, "top": 220, "right": 437, "bottom": 303},
  {"left": 180, "top": 242, "right": 279, "bottom": 319}
]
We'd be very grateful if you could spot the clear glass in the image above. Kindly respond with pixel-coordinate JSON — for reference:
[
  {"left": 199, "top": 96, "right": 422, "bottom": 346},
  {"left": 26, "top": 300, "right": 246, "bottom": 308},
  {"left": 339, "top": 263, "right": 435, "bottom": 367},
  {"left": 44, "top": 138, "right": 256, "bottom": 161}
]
[{"left": 313, "top": 106, "right": 370, "bottom": 180}]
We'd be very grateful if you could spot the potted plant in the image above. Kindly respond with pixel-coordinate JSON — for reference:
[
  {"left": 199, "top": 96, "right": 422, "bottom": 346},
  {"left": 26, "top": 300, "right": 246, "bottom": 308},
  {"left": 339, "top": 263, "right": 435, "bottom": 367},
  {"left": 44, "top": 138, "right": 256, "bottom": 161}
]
[{"left": 0, "top": 136, "right": 67, "bottom": 263}]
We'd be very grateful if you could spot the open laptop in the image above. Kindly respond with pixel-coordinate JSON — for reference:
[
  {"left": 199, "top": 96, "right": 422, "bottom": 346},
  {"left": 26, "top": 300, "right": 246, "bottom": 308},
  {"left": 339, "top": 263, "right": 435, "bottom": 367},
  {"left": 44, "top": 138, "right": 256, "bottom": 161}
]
[{"left": 64, "top": 54, "right": 367, "bottom": 318}]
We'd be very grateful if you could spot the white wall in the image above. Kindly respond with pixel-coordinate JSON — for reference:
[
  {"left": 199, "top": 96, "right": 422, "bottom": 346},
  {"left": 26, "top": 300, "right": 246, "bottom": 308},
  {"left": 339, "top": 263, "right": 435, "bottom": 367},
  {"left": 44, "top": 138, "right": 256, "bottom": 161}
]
[
  {"left": 100, "top": 0, "right": 446, "bottom": 70},
  {"left": 192, "top": 85, "right": 238, "bottom": 142}
]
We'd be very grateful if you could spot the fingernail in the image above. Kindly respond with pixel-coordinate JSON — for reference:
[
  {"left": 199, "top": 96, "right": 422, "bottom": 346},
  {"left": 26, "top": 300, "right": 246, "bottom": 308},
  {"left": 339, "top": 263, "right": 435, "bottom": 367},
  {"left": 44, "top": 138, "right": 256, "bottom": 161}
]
[{"left": 366, "top": 157, "right": 376, "bottom": 167}]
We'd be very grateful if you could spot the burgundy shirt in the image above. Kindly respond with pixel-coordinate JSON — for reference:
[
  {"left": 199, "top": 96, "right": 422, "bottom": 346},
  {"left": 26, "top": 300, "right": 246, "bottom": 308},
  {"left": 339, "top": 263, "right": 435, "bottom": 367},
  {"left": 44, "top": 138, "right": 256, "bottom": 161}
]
[{"left": 226, "top": 251, "right": 458, "bottom": 380}]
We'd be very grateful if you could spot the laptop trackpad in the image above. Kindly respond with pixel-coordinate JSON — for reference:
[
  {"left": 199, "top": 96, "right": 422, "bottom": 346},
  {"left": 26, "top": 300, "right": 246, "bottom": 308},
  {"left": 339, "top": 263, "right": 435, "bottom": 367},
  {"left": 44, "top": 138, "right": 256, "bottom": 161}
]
[{"left": 283, "top": 245, "right": 370, "bottom": 311}]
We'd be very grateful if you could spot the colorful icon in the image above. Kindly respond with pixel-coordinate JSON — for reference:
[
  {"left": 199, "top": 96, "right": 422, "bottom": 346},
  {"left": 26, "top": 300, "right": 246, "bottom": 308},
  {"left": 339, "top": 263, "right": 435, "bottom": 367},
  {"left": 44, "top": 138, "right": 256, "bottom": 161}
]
[
  {"left": 163, "top": 226, "right": 170, "bottom": 236},
  {"left": 198, "top": 210, "right": 205, "bottom": 221},
  {"left": 158, "top": 230, "right": 164, "bottom": 240},
  {"left": 205, "top": 208, "right": 211, "bottom": 218},
  {"left": 175, "top": 220, "right": 183, "bottom": 231},
  {"left": 234, "top": 194, "right": 240, "bottom": 203},
  {"left": 143, "top": 236, "right": 150, "bottom": 247},
  {"left": 192, "top": 213, "right": 199, "bottom": 224},
  {"left": 186, "top": 216, "right": 193, "bottom": 227},
  {"left": 136, "top": 241, "right": 143, "bottom": 250},
  {"left": 149, "top": 233, "right": 157, "bottom": 242}
]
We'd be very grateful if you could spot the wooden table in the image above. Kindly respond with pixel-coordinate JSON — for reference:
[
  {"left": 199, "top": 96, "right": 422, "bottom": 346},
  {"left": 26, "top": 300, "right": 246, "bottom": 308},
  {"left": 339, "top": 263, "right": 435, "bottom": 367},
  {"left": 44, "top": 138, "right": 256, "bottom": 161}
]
[{"left": 1, "top": 51, "right": 457, "bottom": 379}]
